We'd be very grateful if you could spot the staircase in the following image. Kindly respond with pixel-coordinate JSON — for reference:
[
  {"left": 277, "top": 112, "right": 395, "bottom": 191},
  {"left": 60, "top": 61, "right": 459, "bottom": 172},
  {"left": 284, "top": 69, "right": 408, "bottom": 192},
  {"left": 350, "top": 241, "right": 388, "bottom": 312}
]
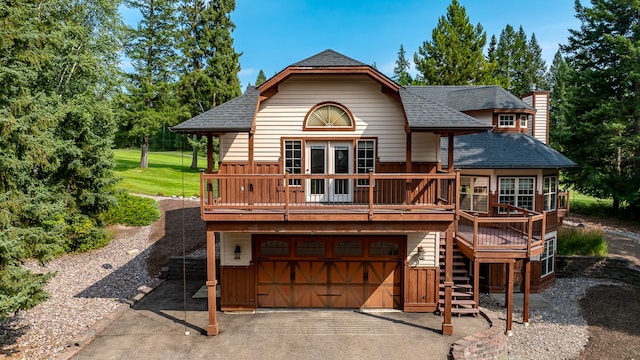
[{"left": 438, "top": 238, "right": 479, "bottom": 316}]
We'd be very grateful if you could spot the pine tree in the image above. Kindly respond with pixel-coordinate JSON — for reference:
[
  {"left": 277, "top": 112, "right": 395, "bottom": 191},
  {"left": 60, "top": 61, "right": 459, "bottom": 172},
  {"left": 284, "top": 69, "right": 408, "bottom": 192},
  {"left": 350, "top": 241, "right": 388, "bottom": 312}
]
[
  {"left": 523, "top": 33, "right": 549, "bottom": 92},
  {"left": 124, "top": 0, "right": 180, "bottom": 168},
  {"left": 392, "top": 45, "right": 413, "bottom": 86},
  {"left": 0, "top": 0, "right": 122, "bottom": 319},
  {"left": 561, "top": 0, "right": 640, "bottom": 213},
  {"left": 201, "top": 0, "right": 242, "bottom": 104},
  {"left": 547, "top": 51, "right": 571, "bottom": 152},
  {"left": 413, "top": 0, "right": 493, "bottom": 85},
  {"left": 255, "top": 69, "right": 267, "bottom": 86}
]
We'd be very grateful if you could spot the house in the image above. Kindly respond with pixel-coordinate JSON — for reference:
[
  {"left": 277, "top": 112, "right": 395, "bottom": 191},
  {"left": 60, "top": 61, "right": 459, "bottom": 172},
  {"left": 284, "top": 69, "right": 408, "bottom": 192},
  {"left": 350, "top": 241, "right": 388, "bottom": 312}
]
[{"left": 171, "top": 49, "right": 574, "bottom": 336}]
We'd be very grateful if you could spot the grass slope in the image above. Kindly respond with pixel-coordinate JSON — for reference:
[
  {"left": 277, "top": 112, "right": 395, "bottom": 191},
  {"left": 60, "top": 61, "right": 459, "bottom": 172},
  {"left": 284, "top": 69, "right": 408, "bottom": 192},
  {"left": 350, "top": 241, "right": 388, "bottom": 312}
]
[{"left": 114, "top": 149, "right": 206, "bottom": 197}]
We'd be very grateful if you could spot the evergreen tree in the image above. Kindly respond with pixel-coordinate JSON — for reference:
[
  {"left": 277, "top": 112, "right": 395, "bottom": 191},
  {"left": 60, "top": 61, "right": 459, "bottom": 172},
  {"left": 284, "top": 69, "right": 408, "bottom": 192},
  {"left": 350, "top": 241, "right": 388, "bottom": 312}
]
[
  {"left": 0, "top": 0, "right": 122, "bottom": 319},
  {"left": 524, "top": 33, "right": 549, "bottom": 92},
  {"left": 487, "top": 35, "right": 498, "bottom": 63},
  {"left": 493, "top": 25, "right": 548, "bottom": 95},
  {"left": 123, "top": 0, "right": 180, "bottom": 168},
  {"left": 392, "top": 45, "right": 413, "bottom": 86},
  {"left": 413, "top": 0, "right": 493, "bottom": 85},
  {"left": 547, "top": 51, "right": 571, "bottom": 151},
  {"left": 561, "top": 0, "right": 640, "bottom": 213},
  {"left": 201, "top": 0, "right": 242, "bottom": 104},
  {"left": 255, "top": 69, "right": 267, "bottom": 86}
]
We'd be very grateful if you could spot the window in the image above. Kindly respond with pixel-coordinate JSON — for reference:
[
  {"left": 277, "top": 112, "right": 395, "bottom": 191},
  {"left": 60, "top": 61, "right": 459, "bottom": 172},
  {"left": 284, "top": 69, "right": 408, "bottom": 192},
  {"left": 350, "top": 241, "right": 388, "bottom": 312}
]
[
  {"left": 498, "top": 114, "right": 516, "bottom": 128},
  {"left": 370, "top": 240, "right": 399, "bottom": 256},
  {"left": 520, "top": 115, "right": 528, "bottom": 128},
  {"left": 541, "top": 237, "right": 555, "bottom": 277},
  {"left": 499, "top": 177, "right": 535, "bottom": 211},
  {"left": 296, "top": 240, "right": 326, "bottom": 256},
  {"left": 333, "top": 240, "right": 363, "bottom": 257},
  {"left": 284, "top": 140, "right": 302, "bottom": 186},
  {"left": 260, "top": 240, "right": 289, "bottom": 257},
  {"left": 305, "top": 103, "right": 354, "bottom": 129},
  {"left": 460, "top": 176, "right": 489, "bottom": 213},
  {"left": 357, "top": 140, "right": 375, "bottom": 186},
  {"left": 544, "top": 176, "right": 558, "bottom": 211}
]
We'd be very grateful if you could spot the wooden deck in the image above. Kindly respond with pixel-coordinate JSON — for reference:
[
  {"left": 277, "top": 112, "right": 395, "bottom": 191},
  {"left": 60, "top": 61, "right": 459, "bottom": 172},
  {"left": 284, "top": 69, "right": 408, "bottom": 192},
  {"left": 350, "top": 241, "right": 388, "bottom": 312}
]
[
  {"left": 455, "top": 205, "right": 546, "bottom": 259},
  {"left": 200, "top": 171, "right": 458, "bottom": 224}
]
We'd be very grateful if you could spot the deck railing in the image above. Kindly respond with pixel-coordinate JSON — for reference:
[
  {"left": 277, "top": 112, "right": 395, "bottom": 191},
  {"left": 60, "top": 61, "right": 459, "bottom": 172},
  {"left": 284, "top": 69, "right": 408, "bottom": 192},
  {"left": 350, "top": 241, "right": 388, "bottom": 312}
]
[
  {"left": 200, "top": 171, "right": 458, "bottom": 218},
  {"left": 457, "top": 204, "right": 546, "bottom": 256}
]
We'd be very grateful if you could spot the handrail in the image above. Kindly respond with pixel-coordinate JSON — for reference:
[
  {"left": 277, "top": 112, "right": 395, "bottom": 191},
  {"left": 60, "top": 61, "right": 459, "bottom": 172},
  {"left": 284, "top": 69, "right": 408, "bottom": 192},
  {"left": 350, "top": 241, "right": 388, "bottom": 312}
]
[
  {"left": 200, "top": 172, "right": 458, "bottom": 216},
  {"left": 458, "top": 204, "right": 546, "bottom": 256}
]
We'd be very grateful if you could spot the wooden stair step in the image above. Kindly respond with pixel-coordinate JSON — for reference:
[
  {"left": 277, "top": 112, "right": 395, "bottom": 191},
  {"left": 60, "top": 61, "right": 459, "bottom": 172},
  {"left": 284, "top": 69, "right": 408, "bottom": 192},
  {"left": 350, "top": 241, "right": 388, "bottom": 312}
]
[
  {"left": 439, "top": 283, "right": 472, "bottom": 290},
  {"left": 439, "top": 291, "right": 474, "bottom": 298},
  {"left": 440, "top": 299, "right": 476, "bottom": 306},
  {"left": 439, "top": 276, "right": 470, "bottom": 282},
  {"left": 438, "top": 307, "right": 479, "bottom": 315}
]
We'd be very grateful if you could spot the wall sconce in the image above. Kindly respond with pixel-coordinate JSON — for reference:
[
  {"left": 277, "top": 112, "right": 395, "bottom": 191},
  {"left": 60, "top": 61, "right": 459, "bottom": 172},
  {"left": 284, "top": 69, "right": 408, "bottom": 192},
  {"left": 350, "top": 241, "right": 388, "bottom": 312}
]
[
  {"left": 417, "top": 246, "right": 425, "bottom": 260},
  {"left": 234, "top": 245, "right": 241, "bottom": 259}
]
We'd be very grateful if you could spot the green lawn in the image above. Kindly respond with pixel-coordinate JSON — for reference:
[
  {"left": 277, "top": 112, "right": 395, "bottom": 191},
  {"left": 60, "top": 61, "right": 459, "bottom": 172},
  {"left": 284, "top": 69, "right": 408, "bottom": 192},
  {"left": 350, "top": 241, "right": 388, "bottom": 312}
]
[{"left": 113, "top": 149, "right": 207, "bottom": 197}]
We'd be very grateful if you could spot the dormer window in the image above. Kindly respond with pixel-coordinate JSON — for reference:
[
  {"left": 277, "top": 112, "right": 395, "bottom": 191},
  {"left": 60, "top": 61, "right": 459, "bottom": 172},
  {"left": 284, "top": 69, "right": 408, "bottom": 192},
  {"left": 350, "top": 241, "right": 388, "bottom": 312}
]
[
  {"left": 304, "top": 102, "right": 355, "bottom": 130},
  {"left": 498, "top": 114, "right": 516, "bottom": 128},
  {"left": 520, "top": 114, "right": 528, "bottom": 128}
]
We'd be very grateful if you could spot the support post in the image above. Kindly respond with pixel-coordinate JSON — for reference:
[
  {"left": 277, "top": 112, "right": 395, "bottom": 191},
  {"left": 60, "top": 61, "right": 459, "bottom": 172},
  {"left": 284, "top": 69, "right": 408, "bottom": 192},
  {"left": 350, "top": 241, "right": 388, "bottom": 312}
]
[
  {"left": 473, "top": 260, "right": 480, "bottom": 309},
  {"left": 442, "top": 229, "right": 454, "bottom": 335},
  {"left": 206, "top": 225, "right": 219, "bottom": 335},
  {"left": 523, "top": 258, "right": 531, "bottom": 325},
  {"left": 505, "top": 260, "right": 514, "bottom": 336}
]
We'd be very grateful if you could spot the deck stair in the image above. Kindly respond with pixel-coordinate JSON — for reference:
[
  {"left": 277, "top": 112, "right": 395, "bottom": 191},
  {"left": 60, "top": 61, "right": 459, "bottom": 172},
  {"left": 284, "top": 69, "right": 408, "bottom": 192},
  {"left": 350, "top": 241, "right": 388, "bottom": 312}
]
[{"left": 438, "top": 239, "right": 479, "bottom": 316}]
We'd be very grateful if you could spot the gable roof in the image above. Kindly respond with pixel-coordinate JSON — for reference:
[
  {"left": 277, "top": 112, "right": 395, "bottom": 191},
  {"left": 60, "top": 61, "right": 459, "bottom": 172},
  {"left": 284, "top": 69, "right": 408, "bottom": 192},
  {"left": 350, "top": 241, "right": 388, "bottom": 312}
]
[
  {"left": 291, "top": 49, "right": 367, "bottom": 67},
  {"left": 170, "top": 86, "right": 259, "bottom": 134},
  {"left": 408, "top": 86, "right": 535, "bottom": 112},
  {"left": 400, "top": 87, "right": 492, "bottom": 133},
  {"left": 441, "top": 132, "right": 577, "bottom": 169}
]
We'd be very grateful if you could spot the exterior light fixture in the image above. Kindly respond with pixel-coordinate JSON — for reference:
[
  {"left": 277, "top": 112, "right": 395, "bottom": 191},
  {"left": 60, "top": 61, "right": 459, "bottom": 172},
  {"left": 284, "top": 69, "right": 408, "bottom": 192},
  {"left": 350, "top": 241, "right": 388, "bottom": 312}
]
[
  {"left": 234, "top": 245, "right": 241, "bottom": 259},
  {"left": 417, "top": 246, "right": 425, "bottom": 260}
]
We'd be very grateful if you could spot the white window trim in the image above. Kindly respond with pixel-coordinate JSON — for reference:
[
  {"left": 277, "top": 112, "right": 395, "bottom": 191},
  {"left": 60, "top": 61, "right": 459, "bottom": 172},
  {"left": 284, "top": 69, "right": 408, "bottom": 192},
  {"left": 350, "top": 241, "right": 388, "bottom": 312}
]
[
  {"left": 519, "top": 114, "right": 528, "bottom": 128},
  {"left": 541, "top": 236, "right": 556, "bottom": 277},
  {"left": 356, "top": 139, "right": 376, "bottom": 187},
  {"left": 498, "top": 177, "right": 536, "bottom": 212},
  {"left": 498, "top": 114, "right": 516, "bottom": 128},
  {"left": 460, "top": 176, "right": 489, "bottom": 213},
  {"left": 284, "top": 140, "right": 302, "bottom": 186},
  {"left": 544, "top": 176, "right": 558, "bottom": 211}
]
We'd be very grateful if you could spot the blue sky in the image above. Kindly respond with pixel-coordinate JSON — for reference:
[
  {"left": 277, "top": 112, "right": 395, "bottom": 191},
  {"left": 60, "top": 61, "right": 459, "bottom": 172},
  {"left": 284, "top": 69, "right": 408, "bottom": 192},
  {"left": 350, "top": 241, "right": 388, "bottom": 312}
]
[{"left": 121, "top": 0, "right": 581, "bottom": 89}]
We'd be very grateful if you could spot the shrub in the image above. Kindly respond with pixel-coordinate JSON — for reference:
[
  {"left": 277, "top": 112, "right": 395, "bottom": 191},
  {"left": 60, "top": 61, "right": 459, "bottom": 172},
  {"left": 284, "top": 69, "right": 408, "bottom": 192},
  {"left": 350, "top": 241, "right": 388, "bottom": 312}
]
[
  {"left": 101, "top": 192, "right": 160, "bottom": 226},
  {"left": 61, "top": 213, "right": 110, "bottom": 253},
  {"left": 557, "top": 226, "right": 608, "bottom": 256}
]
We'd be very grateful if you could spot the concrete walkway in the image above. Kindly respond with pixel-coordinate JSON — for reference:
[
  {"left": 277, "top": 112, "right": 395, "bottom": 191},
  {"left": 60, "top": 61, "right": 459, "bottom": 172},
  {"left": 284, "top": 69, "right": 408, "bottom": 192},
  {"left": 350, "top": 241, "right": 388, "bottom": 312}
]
[{"left": 70, "top": 280, "right": 489, "bottom": 360}]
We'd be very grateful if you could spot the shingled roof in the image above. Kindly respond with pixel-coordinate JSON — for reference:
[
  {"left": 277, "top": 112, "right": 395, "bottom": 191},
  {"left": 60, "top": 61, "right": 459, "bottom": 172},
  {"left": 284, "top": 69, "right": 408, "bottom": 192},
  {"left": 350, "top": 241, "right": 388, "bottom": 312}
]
[
  {"left": 170, "top": 86, "right": 259, "bottom": 133},
  {"left": 441, "top": 132, "right": 576, "bottom": 169},
  {"left": 290, "top": 49, "right": 367, "bottom": 67},
  {"left": 400, "top": 87, "right": 492, "bottom": 132},
  {"left": 408, "top": 86, "right": 535, "bottom": 112}
]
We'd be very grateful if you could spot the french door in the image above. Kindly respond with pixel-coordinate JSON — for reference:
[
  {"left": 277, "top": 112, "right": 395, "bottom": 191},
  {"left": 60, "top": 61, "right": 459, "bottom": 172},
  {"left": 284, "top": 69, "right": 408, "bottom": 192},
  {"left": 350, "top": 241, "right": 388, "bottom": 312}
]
[{"left": 306, "top": 141, "right": 352, "bottom": 203}]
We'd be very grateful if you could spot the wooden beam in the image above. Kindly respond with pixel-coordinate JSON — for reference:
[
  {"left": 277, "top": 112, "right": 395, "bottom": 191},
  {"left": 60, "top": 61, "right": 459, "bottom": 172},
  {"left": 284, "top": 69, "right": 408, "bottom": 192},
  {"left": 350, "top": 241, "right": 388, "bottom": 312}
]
[
  {"left": 206, "top": 224, "right": 219, "bottom": 336},
  {"left": 207, "top": 134, "right": 214, "bottom": 173},
  {"left": 473, "top": 260, "right": 480, "bottom": 310},
  {"left": 447, "top": 133, "right": 454, "bottom": 173},
  {"left": 442, "top": 230, "right": 454, "bottom": 335},
  {"left": 505, "top": 261, "right": 514, "bottom": 336},
  {"left": 523, "top": 258, "right": 531, "bottom": 325}
]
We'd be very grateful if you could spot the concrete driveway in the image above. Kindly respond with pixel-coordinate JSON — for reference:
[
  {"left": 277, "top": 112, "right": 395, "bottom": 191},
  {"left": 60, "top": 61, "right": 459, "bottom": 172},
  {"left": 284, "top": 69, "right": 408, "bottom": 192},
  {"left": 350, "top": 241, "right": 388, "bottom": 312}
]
[{"left": 70, "top": 280, "right": 489, "bottom": 360}]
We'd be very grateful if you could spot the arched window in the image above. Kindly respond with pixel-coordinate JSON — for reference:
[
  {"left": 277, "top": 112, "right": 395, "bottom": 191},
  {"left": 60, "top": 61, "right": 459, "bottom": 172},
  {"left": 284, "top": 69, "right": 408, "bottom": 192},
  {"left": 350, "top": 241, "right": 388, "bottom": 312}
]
[{"left": 304, "top": 102, "right": 355, "bottom": 130}]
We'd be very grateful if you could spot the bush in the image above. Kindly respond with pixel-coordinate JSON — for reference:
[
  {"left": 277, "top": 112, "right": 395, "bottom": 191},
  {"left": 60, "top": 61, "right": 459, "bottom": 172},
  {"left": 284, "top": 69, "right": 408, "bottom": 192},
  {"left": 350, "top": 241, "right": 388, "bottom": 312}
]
[
  {"left": 101, "top": 192, "right": 160, "bottom": 226},
  {"left": 557, "top": 226, "right": 608, "bottom": 256},
  {"left": 61, "top": 213, "right": 110, "bottom": 253}
]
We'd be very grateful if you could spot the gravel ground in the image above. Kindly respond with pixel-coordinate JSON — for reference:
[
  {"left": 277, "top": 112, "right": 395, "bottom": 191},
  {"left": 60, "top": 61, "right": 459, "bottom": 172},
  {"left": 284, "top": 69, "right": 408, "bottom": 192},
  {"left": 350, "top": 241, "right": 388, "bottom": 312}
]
[
  {"left": 0, "top": 201, "right": 637, "bottom": 359},
  {"left": 481, "top": 278, "right": 622, "bottom": 360},
  {"left": 0, "top": 224, "right": 162, "bottom": 359}
]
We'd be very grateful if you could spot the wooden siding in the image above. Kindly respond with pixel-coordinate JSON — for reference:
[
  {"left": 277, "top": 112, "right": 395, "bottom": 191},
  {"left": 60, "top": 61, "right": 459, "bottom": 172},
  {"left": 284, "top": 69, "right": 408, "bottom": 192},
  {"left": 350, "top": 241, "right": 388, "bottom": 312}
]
[
  {"left": 253, "top": 75, "right": 407, "bottom": 162},
  {"left": 403, "top": 266, "right": 439, "bottom": 312},
  {"left": 533, "top": 93, "right": 549, "bottom": 144},
  {"left": 220, "top": 265, "right": 256, "bottom": 310},
  {"left": 220, "top": 132, "right": 249, "bottom": 162},
  {"left": 220, "top": 233, "right": 252, "bottom": 266},
  {"left": 407, "top": 232, "right": 439, "bottom": 267},
  {"left": 411, "top": 133, "right": 439, "bottom": 162}
]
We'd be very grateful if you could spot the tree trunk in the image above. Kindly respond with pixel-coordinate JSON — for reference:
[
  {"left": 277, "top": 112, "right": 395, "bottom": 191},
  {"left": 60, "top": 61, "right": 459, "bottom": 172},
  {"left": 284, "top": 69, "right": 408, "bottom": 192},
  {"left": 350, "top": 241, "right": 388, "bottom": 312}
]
[
  {"left": 140, "top": 135, "right": 149, "bottom": 168},
  {"left": 190, "top": 134, "right": 198, "bottom": 169},
  {"left": 613, "top": 198, "right": 620, "bottom": 212}
]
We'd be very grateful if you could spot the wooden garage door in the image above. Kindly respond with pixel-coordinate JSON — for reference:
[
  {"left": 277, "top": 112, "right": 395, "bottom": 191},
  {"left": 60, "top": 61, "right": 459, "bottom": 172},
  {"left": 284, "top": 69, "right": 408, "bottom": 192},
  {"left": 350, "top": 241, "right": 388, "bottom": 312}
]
[{"left": 256, "top": 236, "right": 403, "bottom": 309}]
